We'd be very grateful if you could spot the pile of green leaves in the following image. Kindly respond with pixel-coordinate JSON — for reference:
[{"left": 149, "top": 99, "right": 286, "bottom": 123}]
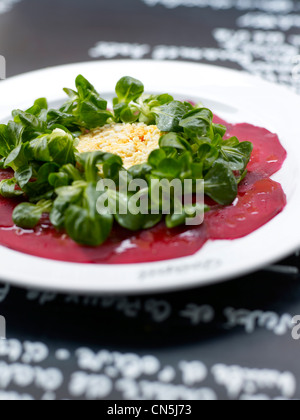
[{"left": 0, "top": 75, "right": 253, "bottom": 246}]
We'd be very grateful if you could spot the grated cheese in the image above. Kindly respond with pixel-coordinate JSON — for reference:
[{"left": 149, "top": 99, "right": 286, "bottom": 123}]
[{"left": 77, "top": 123, "right": 162, "bottom": 169}]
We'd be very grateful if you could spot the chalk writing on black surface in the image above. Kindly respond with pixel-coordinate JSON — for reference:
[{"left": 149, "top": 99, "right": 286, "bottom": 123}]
[
  {"left": 88, "top": 33, "right": 299, "bottom": 89},
  {"left": 0, "top": 0, "right": 21, "bottom": 15},
  {"left": 212, "top": 364, "right": 296, "bottom": 399},
  {"left": 0, "top": 55, "right": 5, "bottom": 80},
  {"left": 0, "top": 284, "right": 9, "bottom": 303},
  {"left": 13, "top": 286, "right": 300, "bottom": 336},
  {"left": 0, "top": 338, "right": 297, "bottom": 400},
  {"left": 238, "top": 12, "right": 300, "bottom": 30},
  {"left": 291, "top": 316, "right": 300, "bottom": 340},
  {"left": 89, "top": 42, "right": 151, "bottom": 60},
  {"left": 141, "top": 0, "right": 296, "bottom": 13},
  {"left": 88, "top": 0, "right": 300, "bottom": 90},
  {"left": 0, "top": 316, "right": 5, "bottom": 340},
  {"left": 224, "top": 308, "right": 294, "bottom": 335}
]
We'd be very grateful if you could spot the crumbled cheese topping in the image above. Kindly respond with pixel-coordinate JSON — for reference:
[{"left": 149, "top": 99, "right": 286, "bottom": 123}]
[{"left": 77, "top": 123, "right": 162, "bottom": 169}]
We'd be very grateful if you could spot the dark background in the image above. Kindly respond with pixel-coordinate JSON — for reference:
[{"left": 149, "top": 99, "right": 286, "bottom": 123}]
[{"left": 0, "top": 0, "right": 300, "bottom": 401}]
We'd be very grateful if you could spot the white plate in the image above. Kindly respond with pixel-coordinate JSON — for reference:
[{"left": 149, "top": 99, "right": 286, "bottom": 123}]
[{"left": 0, "top": 60, "right": 300, "bottom": 295}]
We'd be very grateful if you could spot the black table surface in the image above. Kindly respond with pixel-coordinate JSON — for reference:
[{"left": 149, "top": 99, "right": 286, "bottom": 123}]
[{"left": 0, "top": 0, "right": 300, "bottom": 401}]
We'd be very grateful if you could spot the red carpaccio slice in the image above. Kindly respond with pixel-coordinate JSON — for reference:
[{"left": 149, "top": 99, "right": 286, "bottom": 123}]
[{"left": 0, "top": 117, "right": 287, "bottom": 264}]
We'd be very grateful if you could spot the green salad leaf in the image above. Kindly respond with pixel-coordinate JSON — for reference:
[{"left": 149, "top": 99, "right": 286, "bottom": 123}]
[
  {"left": 180, "top": 108, "right": 214, "bottom": 139},
  {"left": 64, "top": 183, "right": 113, "bottom": 246},
  {"left": 204, "top": 162, "right": 238, "bottom": 205},
  {"left": 58, "top": 75, "right": 114, "bottom": 130},
  {"left": 27, "top": 128, "right": 76, "bottom": 165},
  {"left": 155, "top": 101, "right": 189, "bottom": 132},
  {"left": 0, "top": 122, "right": 23, "bottom": 157},
  {"left": 12, "top": 200, "right": 52, "bottom": 229},
  {"left": 0, "top": 178, "right": 23, "bottom": 198},
  {"left": 115, "top": 76, "right": 144, "bottom": 104}
]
